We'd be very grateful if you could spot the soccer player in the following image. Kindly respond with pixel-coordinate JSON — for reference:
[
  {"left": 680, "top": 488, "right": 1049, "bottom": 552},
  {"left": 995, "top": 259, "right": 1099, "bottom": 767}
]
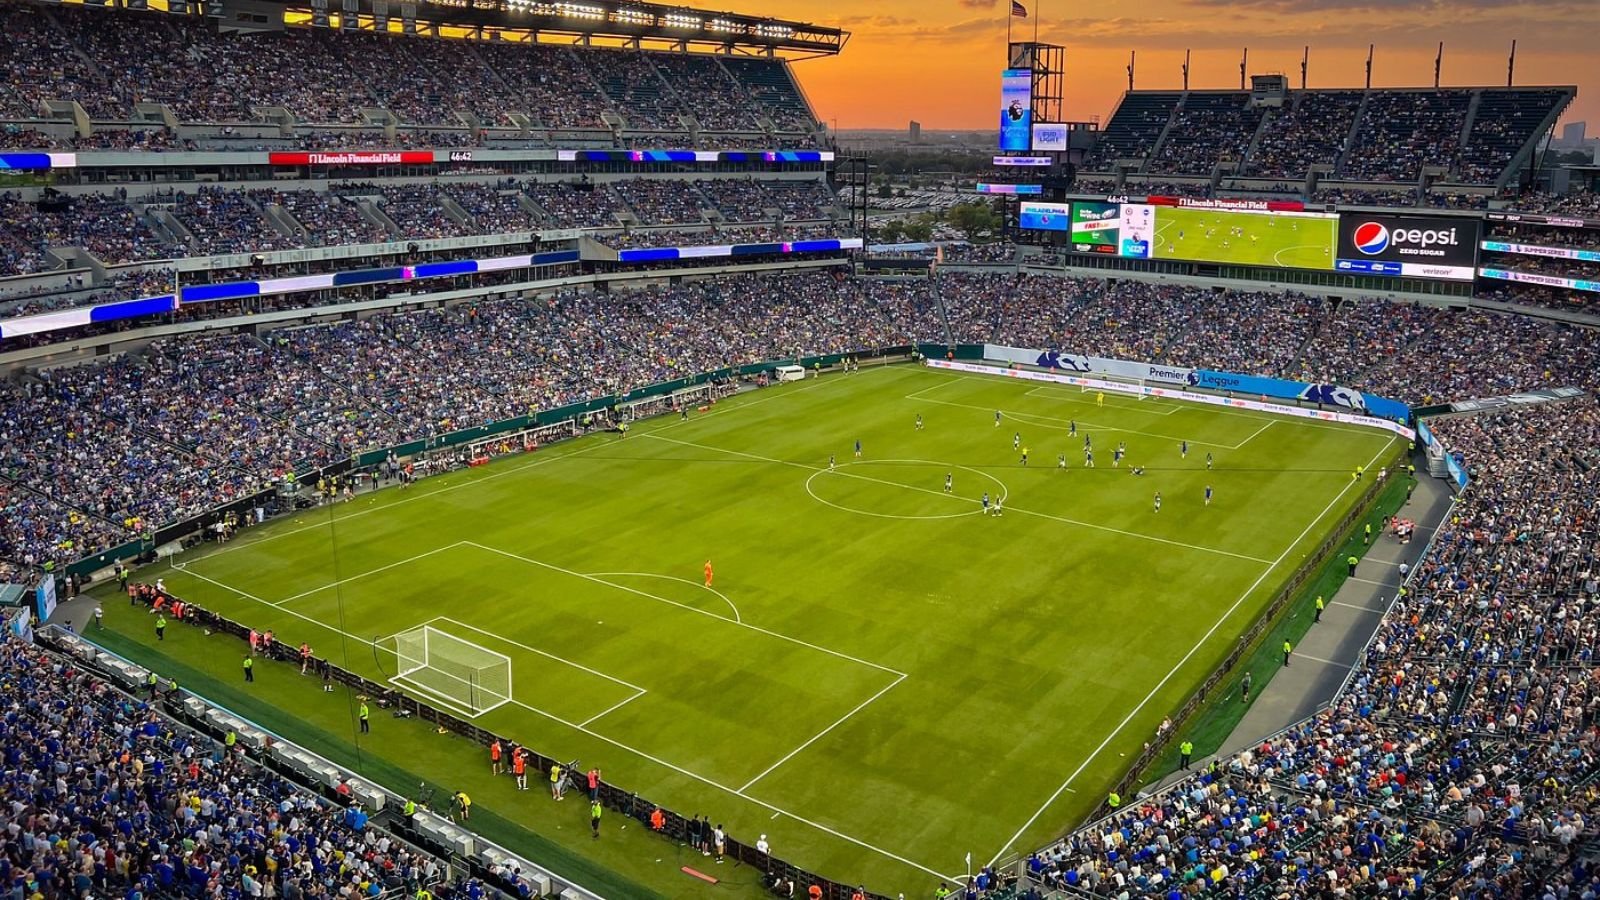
[
  {"left": 1084, "top": 448, "right": 1094, "bottom": 468},
  {"left": 854, "top": 439, "right": 862, "bottom": 459},
  {"left": 981, "top": 492, "right": 991, "bottom": 515},
  {"left": 1180, "top": 439, "right": 1188, "bottom": 459},
  {"left": 1057, "top": 453, "right": 1067, "bottom": 470},
  {"left": 915, "top": 413, "right": 923, "bottom": 430},
  {"left": 1112, "top": 446, "right": 1124, "bottom": 468},
  {"left": 512, "top": 746, "right": 528, "bottom": 790},
  {"left": 1083, "top": 434, "right": 1091, "bottom": 450},
  {"left": 1096, "top": 391, "right": 1105, "bottom": 407},
  {"left": 993, "top": 495, "right": 1004, "bottom": 517},
  {"left": 704, "top": 560, "right": 714, "bottom": 587},
  {"left": 1019, "top": 447, "right": 1028, "bottom": 466},
  {"left": 551, "top": 762, "right": 565, "bottom": 800},
  {"left": 1206, "top": 451, "right": 1214, "bottom": 470},
  {"left": 490, "top": 739, "right": 503, "bottom": 775},
  {"left": 1068, "top": 420, "right": 1076, "bottom": 436},
  {"left": 828, "top": 454, "right": 835, "bottom": 471},
  {"left": 995, "top": 410, "right": 1002, "bottom": 427},
  {"left": 944, "top": 472, "right": 953, "bottom": 493},
  {"left": 1205, "top": 485, "right": 1213, "bottom": 506},
  {"left": 1013, "top": 432, "right": 1021, "bottom": 451},
  {"left": 1154, "top": 491, "right": 1162, "bottom": 513}
]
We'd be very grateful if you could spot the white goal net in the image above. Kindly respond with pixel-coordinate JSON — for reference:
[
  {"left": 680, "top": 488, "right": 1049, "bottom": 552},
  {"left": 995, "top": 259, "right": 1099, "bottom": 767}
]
[{"left": 391, "top": 625, "right": 512, "bottom": 716}]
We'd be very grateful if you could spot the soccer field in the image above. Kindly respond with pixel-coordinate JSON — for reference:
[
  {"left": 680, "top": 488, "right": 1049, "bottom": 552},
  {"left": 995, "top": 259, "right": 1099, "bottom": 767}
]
[
  {"left": 118, "top": 363, "right": 1398, "bottom": 895},
  {"left": 1152, "top": 206, "right": 1338, "bottom": 270}
]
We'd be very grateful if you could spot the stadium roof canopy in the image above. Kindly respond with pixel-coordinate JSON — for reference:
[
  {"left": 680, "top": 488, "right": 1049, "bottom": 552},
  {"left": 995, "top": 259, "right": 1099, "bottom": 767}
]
[{"left": 279, "top": 0, "right": 848, "bottom": 56}]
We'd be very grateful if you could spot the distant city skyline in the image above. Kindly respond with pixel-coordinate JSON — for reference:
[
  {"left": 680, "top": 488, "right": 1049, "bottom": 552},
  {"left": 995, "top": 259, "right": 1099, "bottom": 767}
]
[{"left": 726, "top": 0, "right": 1596, "bottom": 133}]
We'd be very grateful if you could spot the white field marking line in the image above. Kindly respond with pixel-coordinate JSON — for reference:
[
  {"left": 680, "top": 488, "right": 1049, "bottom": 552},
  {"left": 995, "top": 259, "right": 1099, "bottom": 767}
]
[
  {"left": 913, "top": 395, "right": 1238, "bottom": 450},
  {"left": 1332, "top": 600, "right": 1387, "bottom": 612},
  {"left": 738, "top": 671, "right": 907, "bottom": 792},
  {"left": 184, "top": 435, "right": 619, "bottom": 569},
  {"left": 803, "top": 460, "right": 1010, "bottom": 522},
  {"left": 1022, "top": 384, "right": 1181, "bottom": 417},
  {"left": 374, "top": 614, "right": 446, "bottom": 647},
  {"left": 1004, "top": 506, "right": 1274, "bottom": 565},
  {"left": 650, "top": 370, "right": 850, "bottom": 434},
  {"left": 1295, "top": 653, "right": 1354, "bottom": 669},
  {"left": 273, "top": 541, "right": 470, "bottom": 606},
  {"left": 577, "top": 689, "right": 648, "bottom": 728},
  {"left": 985, "top": 435, "right": 1398, "bottom": 867},
  {"left": 915, "top": 364, "right": 1367, "bottom": 432},
  {"left": 587, "top": 571, "right": 743, "bottom": 624},
  {"left": 1271, "top": 243, "right": 1335, "bottom": 268},
  {"left": 389, "top": 674, "right": 511, "bottom": 719},
  {"left": 902, "top": 374, "right": 975, "bottom": 403},
  {"left": 434, "top": 615, "right": 649, "bottom": 693},
  {"left": 460, "top": 540, "right": 905, "bottom": 678},
  {"left": 168, "top": 560, "right": 957, "bottom": 882},
  {"left": 1233, "top": 420, "right": 1275, "bottom": 450},
  {"left": 647, "top": 433, "right": 1271, "bottom": 565},
  {"left": 192, "top": 366, "right": 884, "bottom": 571}
]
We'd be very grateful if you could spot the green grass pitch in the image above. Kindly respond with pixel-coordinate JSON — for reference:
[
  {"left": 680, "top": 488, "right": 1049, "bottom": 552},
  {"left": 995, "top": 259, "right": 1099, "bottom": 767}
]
[
  {"left": 1151, "top": 206, "right": 1338, "bottom": 270},
  {"left": 97, "top": 363, "right": 1399, "bottom": 897}
]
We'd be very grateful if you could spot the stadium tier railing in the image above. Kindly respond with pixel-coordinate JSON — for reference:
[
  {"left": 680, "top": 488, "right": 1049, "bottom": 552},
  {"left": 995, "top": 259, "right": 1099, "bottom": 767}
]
[{"left": 96, "top": 590, "right": 910, "bottom": 900}]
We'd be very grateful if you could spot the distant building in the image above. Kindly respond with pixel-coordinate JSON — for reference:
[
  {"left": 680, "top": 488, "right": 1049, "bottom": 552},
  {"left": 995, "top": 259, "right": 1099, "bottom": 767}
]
[
  {"left": 909, "top": 121, "right": 921, "bottom": 142},
  {"left": 1558, "top": 121, "right": 1587, "bottom": 148}
]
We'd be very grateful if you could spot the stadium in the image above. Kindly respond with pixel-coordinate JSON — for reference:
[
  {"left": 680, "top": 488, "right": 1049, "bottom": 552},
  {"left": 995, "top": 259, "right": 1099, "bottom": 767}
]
[{"left": 0, "top": 0, "right": 1596, "bottom": 898}]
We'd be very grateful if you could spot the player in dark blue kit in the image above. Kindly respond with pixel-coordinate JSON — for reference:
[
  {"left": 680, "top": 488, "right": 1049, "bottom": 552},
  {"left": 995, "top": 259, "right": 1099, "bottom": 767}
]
[
  {"left": 1069, "top": 420, "right": 1076, "bottom": 436},
  {"left": 1205, "top": 484, "right": 1214, "bottom": 506},
  {"left": 854, "top": 439, "right": 862, "bottom": 459},
  {"left": 1180, "top": 440, "right": 1189, "bottom": 459}
]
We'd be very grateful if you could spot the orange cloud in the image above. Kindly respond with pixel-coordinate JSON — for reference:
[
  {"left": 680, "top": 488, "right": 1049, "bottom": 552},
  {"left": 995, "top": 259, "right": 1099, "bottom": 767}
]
[{"left": 724, "top": 0, "right": 1596, "bottom": 133}]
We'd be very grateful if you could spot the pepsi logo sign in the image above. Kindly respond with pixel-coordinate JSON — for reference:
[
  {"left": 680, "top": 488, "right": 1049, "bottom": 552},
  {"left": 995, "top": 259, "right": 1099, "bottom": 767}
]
[{"left": 1353, "top": 222, "right": 1389, "bottom": 255}]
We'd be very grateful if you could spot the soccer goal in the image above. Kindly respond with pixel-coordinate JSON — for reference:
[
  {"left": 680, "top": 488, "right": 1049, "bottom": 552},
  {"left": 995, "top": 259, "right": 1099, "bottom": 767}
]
[{"left": 390, "top": 625, "right": 513, "bottom": 717}]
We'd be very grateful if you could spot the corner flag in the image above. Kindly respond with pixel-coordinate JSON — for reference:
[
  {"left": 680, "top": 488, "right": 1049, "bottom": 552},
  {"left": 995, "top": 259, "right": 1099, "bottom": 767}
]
[{"left": 1011, "top": 0, "right": 1027, "bottom": 17}]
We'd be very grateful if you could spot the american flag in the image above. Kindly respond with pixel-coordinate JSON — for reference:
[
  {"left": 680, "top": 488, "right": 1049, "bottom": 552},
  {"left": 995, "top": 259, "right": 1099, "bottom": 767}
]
[{"left": 1011, "top": 0, "right": 1027, "bottom": 17}]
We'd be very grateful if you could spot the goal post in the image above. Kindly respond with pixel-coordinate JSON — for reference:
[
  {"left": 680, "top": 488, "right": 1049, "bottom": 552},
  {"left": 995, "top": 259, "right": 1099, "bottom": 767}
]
[{"left": 388, "top": 625, "right": 512, "bottom": 717}]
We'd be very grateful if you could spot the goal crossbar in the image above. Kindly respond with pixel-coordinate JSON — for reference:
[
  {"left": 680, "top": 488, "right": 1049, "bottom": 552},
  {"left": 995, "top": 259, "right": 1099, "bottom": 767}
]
[{"left": 391, "top": 625, "right": 513, "bottom": 718}]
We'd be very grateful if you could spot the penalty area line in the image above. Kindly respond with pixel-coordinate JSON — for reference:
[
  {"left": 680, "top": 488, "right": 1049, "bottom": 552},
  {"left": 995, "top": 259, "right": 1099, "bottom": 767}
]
[{"left": 163, "top": 563, "right": 957, "bottom": 883}]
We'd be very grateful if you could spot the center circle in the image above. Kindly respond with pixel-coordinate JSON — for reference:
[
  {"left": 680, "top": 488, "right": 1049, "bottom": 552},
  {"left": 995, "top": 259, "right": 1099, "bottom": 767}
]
[{"left": 803, "top": 458, "right": 1010, "bottom": 521}]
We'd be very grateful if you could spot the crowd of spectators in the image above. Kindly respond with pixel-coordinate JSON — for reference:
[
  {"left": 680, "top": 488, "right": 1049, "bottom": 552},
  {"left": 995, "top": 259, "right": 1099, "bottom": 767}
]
[
  {"left": 0, "top": 192, "right": 169, "bottom": 273},
  {"left": 1340, "top": 90, "right": 1471, "bottom": 182},
  {"left": 3, "top": 269, "right": 1599, "bottom": 563},
  {"left": 611, "top": 179, "right": 707, "bottom": 225},
  {"left": 1028, "top": 397, "right": 1600, "bottom": 897},
  {"left": 0, "top": 3, "right": 816, "bottom": 137},
  {"left": 1247, "top": 92, "right": 1363, "bottom": 179},
  {"left": 267, "top": 189, "right": 392, "bottom": 247},
  {"left": 358, "top": 184, "right": 476, "bottom": 240},
  {"left": 762, "top": 181, "right": 839, "bottom": 220},
  {"left": 171, "top": 186, "right": 298, "bottom": 256},
  {"left": 1149, "top": 94, "right": 1261, "bottom": 176},
  {"left": 524, "top": 181, "right": 629, "bottom": 229},
  {"left": 0, "top": 637, "right": 475, "bottom": 899},
  {"left": 440, "top": 182, "right": 542, "bottom": 235}
]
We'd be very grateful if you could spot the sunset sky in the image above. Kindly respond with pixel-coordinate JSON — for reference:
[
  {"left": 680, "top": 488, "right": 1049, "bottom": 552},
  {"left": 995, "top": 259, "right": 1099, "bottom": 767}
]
[{"left": 728, "top": 0, "right": 1597, "bottom": 134}]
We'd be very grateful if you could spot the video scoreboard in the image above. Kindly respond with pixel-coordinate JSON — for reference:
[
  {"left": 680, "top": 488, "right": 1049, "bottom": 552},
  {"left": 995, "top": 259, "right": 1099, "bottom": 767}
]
[{"left": 1028, "top": 196, "right": 1480, "bottom": 282}]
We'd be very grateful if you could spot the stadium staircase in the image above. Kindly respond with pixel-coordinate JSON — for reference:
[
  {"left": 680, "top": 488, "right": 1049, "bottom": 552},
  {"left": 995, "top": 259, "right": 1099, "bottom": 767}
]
[{"left": 1331, "top": 91, "right": 1373, "bottom": 178}]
